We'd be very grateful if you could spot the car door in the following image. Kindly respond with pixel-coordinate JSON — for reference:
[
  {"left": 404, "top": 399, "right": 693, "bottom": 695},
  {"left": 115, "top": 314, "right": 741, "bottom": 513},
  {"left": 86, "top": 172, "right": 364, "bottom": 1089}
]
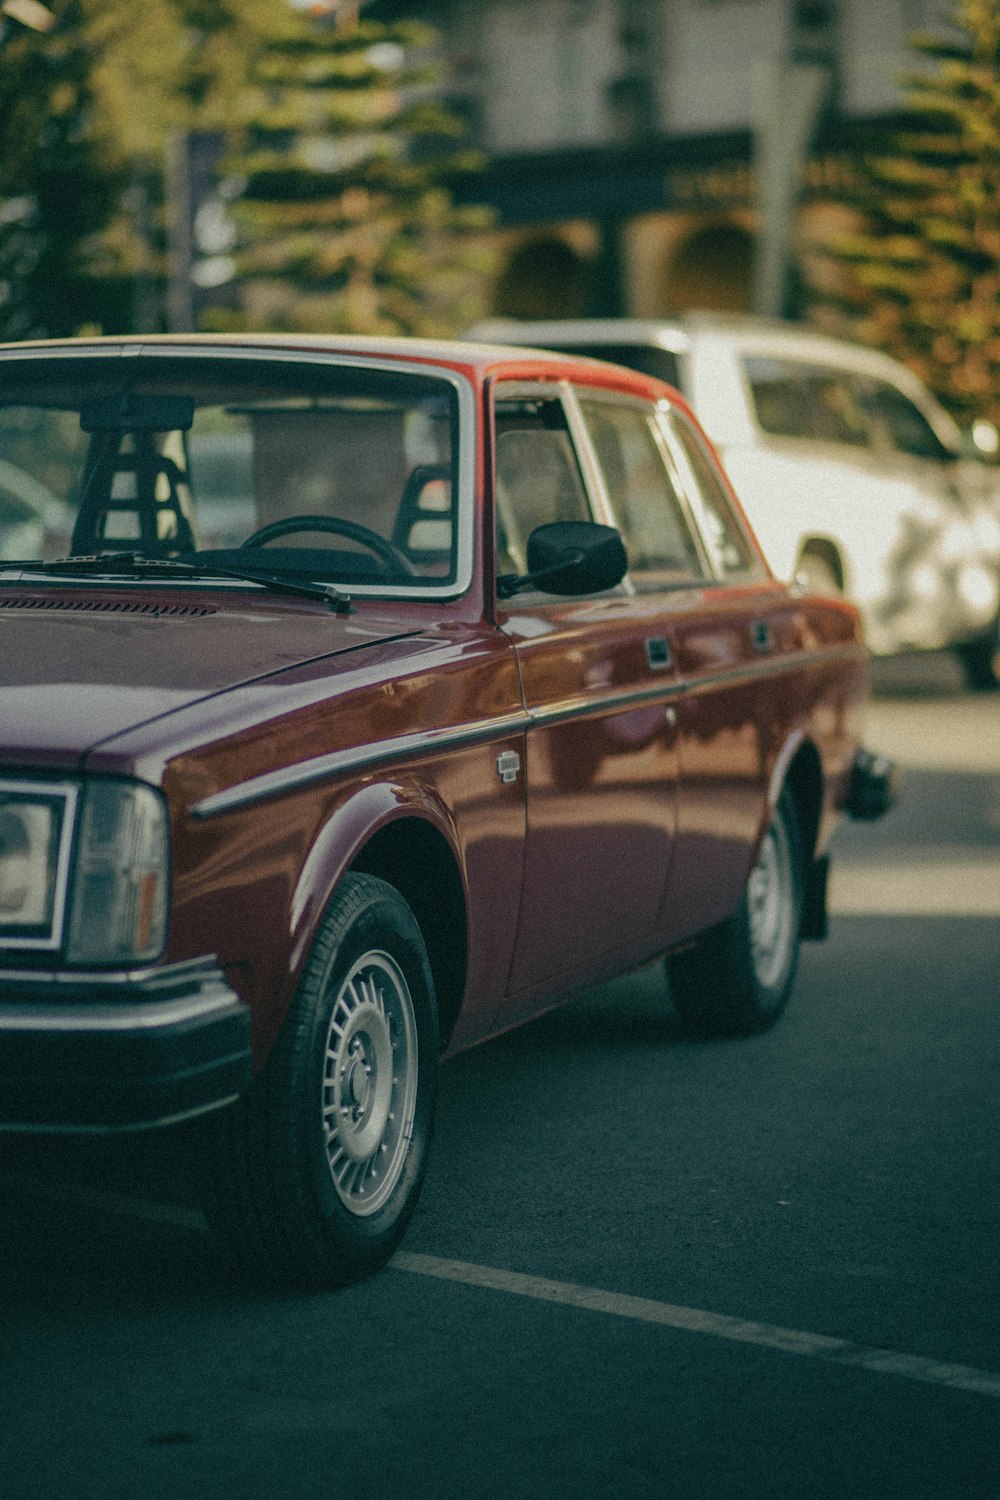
[
  {"left": 492, "top": 381, "right": 682, "bottom": 1005},
  {"left": 652, "top": 404, "right": 808, "bottom": 943}
]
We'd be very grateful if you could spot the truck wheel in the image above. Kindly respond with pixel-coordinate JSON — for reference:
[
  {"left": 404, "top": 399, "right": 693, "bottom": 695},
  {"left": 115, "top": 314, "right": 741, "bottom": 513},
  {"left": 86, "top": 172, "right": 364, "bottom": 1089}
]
[
  {"left": 795, "top": 549, "right": 841, "bottom": 596},
  {"left": 202, "top": 873, "right": 438, "bottom": 1288},
  {"left": 667, "top": 787, "right": 804, "bottom": 1037},
  {"left": 954, "top": 620, "right": 1000, "bottom": 691}
]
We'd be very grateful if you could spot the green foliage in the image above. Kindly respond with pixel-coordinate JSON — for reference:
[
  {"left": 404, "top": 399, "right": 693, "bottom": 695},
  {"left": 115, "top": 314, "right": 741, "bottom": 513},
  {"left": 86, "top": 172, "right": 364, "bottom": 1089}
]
[
  {"left": 0, "top": 0, "right": 128, "bottom": 338},
  {"left": 808, "top": 0, "right": 1000, "bottom": 425},
  {"left": 215, "top": 14, "right": 493, "bottom": 336},
  {"left": 0, "top": 0, "right": 274, "bottom": 339},
  {"left": 0, "top": 1, "right": 492, "bottom": 341}
]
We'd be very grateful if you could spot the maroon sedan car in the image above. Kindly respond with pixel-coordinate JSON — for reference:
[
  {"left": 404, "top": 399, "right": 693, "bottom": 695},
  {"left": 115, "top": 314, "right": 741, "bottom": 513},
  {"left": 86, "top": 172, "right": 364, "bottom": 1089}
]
[{"left": 0, "top": 334, "right": 892, "bottom": 1285}]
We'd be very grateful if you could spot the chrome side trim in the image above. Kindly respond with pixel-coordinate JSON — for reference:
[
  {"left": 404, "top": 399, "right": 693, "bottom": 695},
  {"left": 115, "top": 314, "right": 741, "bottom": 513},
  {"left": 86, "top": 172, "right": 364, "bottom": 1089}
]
[
  {"left": 526, "top": 643, "right": 863, "bottom": 731},
  {"left": 191, "top": 642, "right": 862, "bottom": 819},
  {"left": 676, "top": 642, "right": 864, "bottom": 696},
  {"left": 526, "top": 682, "right": 680, "bottom": 730},
  {"left": 192, "top": 710, "right": 531, "bottom": 819}
]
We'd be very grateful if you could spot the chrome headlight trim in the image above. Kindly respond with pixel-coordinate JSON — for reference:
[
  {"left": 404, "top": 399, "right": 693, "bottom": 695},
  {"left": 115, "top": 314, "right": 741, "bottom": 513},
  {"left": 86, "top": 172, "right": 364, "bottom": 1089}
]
[
  {"left": 64, "top": 780, "right": 169, "bottom": 966},
  {"left": 0, "top": 779, "right": 79, "bottom": 951}
]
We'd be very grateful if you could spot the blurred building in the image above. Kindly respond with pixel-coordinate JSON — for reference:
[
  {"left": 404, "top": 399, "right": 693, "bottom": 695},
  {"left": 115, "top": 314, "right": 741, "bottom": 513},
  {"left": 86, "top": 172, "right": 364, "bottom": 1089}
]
[{"left": 366, "top": 0, "right": 943, "bottom": 320}]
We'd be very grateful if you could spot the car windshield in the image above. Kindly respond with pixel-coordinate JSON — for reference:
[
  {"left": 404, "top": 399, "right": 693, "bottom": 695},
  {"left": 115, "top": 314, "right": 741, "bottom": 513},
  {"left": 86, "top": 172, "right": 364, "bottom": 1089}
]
[{"left": 0, "top": 353, "right": 463, "bottom": 595}]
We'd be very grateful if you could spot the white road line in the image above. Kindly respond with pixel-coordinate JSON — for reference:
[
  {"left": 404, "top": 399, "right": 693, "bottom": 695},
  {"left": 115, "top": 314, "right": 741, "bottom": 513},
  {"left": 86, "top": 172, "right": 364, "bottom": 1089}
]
[
  {"left": 10, "top": 1184, "right": 1000, "bottom": 1403},
  {"left": 391, "top": 1252, "right": 1000, "bottom": 1401},
  {"left": 830, "top": 858, "right": 1000, "bottom": 917}
]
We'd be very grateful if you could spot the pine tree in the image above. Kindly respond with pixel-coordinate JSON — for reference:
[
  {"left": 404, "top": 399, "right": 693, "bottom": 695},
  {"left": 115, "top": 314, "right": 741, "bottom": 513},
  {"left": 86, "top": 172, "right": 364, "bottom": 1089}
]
[
  {"left": 0, "top": 0, "right": 128, "bottom": 338},
  {"left": 0, "top": 0, "right": 280, "bottom": 339},
  {"left": 807, "top": 0, "right": 1000, "bottom": 426},
  {"left": 217, "top": 9, "right": 493, "bottom": 337}
]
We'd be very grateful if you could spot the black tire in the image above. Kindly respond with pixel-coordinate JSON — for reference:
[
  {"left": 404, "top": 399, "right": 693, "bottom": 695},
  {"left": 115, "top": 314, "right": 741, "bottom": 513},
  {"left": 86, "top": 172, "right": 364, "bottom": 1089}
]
[
  {"left": 201, "top": 873, "right": 438, "bottom": 1288},
  {"left": 954, "top": 620, "right": 1000, "bottom": 692},
  {"left": 667, "top": 787, "right": 804, "bottom": 1037}
]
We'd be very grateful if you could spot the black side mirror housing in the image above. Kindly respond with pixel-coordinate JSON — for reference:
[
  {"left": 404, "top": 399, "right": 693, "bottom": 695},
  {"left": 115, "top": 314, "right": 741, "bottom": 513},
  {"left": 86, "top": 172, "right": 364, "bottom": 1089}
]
[{"left": 499, "top": 521, "right": 628, "bottom": 599}]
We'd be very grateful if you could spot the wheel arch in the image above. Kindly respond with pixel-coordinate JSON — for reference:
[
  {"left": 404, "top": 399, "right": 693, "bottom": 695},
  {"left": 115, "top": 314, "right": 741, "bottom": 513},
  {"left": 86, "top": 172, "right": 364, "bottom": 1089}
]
[
  {"left": 770, "top": 732, "right": 823, "bottom": 864},
  {"left": 767, "top": 733, "right": 827, "bottom": 941},
  {"left": 349, "top": 816, "right": 469, "bottom": 1051},
  {"left": 783, "top": 739, "right": 824, "bottom": 863},
  {"left": 796, "top": 535, "right": 847, "bottom": 593}
]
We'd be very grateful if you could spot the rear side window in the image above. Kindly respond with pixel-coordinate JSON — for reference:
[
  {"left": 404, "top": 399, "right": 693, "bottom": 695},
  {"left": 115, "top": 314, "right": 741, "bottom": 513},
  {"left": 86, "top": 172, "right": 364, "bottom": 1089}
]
[
  {"left": 577, "top": 395, "right": 702, "bottom": 581},
  {"left": 743, "top": 356, "right": 871, "bottom": 448},
  {"left": 663, "top": 410, "right": 761, "bottom": 579}
]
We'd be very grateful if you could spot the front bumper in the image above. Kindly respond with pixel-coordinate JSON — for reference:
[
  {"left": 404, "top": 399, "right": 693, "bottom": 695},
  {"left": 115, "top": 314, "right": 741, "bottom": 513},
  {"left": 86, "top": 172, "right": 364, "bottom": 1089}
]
[{"left": 0, "top": 957, "right": 251, "bottom": 1131}]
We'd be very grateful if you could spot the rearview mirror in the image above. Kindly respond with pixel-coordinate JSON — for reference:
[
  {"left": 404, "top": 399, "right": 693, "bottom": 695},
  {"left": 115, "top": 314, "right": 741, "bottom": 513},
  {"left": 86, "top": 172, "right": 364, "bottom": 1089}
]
[
  {"left": 498, "top": 521, "right": 628, "bottom": 599},
  {"left": 81, "top": 393, "right": 195, "bottom": 433}
]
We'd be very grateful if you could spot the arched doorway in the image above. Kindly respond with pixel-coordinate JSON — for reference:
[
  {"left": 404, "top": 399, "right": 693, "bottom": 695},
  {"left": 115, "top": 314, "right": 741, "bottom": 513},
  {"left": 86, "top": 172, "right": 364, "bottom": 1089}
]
[
  {"left": 492, "top": 236, "right": 592, "bottom": 320},
  {"left": 665, "top": 222, "right": 755, "bottom": 313}
]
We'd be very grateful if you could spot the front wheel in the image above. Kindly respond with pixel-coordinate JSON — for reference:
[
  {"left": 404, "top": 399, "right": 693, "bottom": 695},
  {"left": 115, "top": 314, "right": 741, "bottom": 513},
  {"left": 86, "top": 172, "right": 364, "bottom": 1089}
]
[
  {"left": 201, "top": 873, "right": 438, "bottom": 1288},
  {"left": 667, "top": 787, "right": 804, "bottom": 1037}
]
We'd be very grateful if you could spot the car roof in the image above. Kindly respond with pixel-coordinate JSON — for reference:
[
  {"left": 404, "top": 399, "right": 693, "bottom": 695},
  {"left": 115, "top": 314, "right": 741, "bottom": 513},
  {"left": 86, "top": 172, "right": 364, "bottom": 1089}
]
[
  {"left": 0, "top": 329, "right": 643, "bottom": 376},
  {"left": 467, "top": 317, "right": 691, "bottom": 353},
  {"left": 465, "top": 312, "right": 941, "bottom": 389},
  {"left": 0, "top": 330, "right": 686, "bottom": 408}
]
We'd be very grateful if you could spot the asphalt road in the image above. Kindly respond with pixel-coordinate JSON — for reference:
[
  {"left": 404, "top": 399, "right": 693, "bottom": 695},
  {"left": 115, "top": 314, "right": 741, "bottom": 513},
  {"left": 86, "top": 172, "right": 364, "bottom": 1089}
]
[{"left": 2, "top": 652, "right": 998, "bottom": 1500}]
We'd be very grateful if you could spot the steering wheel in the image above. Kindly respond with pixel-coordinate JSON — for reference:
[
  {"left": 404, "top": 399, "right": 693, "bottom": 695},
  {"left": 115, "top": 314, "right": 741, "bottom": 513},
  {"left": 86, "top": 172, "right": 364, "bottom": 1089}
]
[{"left": 240, "top": 514, "right": 416, "bottom": 575}]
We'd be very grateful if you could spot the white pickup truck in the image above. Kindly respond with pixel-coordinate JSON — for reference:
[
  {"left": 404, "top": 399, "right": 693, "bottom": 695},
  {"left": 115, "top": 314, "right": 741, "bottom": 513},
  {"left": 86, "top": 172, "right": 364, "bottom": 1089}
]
[{"left": 469, "top": 314, "right": 1000, "bottom": 689}]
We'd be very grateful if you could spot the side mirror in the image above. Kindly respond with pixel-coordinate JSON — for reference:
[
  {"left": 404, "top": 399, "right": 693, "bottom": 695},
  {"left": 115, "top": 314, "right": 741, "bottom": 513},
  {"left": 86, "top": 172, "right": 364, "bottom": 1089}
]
[{"left": 498, "top": 520, "right": 628, "bottom": 599}]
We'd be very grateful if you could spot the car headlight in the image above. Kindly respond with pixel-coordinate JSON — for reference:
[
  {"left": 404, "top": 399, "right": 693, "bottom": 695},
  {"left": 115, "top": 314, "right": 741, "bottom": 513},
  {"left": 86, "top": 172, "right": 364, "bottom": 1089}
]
[
  {"left": 0, "top": 782, "right": 77, "bottom": 949},
  {"left": 65, "top": 782, "right": 169, "bottom": 965}
]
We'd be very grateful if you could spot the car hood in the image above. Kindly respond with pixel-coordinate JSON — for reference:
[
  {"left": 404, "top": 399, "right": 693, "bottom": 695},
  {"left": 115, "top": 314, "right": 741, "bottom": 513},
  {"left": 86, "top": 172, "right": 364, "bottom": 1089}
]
[{"left": 0, "top": 591, "right": 419, "bottom": 767}]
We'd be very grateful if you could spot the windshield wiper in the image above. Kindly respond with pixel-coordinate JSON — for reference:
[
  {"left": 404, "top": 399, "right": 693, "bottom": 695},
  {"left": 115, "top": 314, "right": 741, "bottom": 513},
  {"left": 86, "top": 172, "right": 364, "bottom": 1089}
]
[{"left": 0, "top": 553, "right": 353, "bottom": 614}]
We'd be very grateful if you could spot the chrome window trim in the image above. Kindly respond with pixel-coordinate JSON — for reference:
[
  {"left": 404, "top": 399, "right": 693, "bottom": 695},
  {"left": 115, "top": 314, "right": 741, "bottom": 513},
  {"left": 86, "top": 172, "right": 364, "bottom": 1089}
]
[
  {"left": 0, "top": 778, "right": 78, "bottom": 952},
  {"left": 570, "top": 383, "right": 711, "bottom": 586},
  {"left": 0, "top": 345, "right": 477, "bottom": 603},
  {"left": 490, "top": 377, "right": 635, "bottom": 600},
  {"left": 656, "top": 403, "right": 766, "bottom": 584}
]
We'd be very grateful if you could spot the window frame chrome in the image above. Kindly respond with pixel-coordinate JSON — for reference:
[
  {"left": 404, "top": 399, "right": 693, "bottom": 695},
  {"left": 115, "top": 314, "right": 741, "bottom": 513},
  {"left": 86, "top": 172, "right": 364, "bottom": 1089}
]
[
  {"left": 656, "top": 401, "right": 767, "bottom": 584},
  {"left": 0, "top": 345, "right": 478, "bottom": 604},
  {"left": 568, "top": 382, "right": 713, "bottom": 589}
]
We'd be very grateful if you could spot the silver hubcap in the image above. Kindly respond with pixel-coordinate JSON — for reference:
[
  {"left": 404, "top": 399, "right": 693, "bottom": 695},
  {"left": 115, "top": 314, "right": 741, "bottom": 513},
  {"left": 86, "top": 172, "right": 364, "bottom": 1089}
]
[
  {"left": 747, "top": 811, "right": 795, "bottom": 991},
  {"left": 321, "top": 950, "right": 418, "bottom": 1217}
]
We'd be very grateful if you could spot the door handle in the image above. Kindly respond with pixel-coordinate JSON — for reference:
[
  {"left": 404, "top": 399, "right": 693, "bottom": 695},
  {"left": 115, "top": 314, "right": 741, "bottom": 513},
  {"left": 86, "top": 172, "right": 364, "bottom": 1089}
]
[
  {"left": 751, "top": 620, "right": 772, "bottom": 654},
  {"left": 645, "top": 636, "right": 671, "bottom": 671}
]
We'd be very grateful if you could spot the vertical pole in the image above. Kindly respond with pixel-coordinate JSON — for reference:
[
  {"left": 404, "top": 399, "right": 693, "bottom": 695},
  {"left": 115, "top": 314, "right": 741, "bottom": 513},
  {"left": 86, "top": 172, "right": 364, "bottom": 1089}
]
[
  {"left": 165, "top": 129, "right": 194, "bottom": 333},
  {"left": 752, "top": 59, "right": 828, "bottom": 318}
]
